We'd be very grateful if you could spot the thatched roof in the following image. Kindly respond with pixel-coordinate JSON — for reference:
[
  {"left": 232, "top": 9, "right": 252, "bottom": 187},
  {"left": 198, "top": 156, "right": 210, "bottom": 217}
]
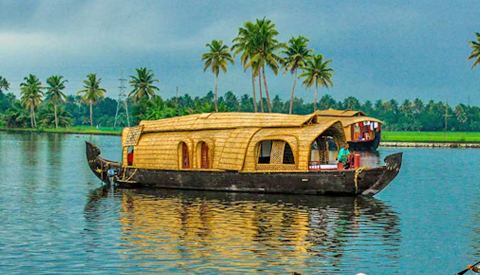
[
  {"left": 125, "top": 113, "right": 347, "bottom": 172},
  {"left": 314, "top": 108, "right": 382, "bottom": 127},
  {"left": 337, "top": 116, "right": 383, "bottom": 127},
  {"left": 139, "top": 112, "right": 318, "bottom": 133},
  {"left": 315, "top": 108, "right": 366, "bottom": 117}
]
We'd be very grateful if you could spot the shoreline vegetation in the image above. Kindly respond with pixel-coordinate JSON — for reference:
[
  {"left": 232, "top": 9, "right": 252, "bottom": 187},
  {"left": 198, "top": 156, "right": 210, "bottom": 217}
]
[
  {"left": 0, "top": 20, "right": 479, "bottom": 143},
  {"left": 3, "top": 126, "right": 480, "bottom": 145}
]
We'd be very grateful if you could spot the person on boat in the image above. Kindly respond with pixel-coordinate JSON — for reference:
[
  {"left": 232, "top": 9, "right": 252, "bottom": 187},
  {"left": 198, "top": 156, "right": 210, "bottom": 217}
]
[{"left": 337, "top": 143, "right": 353, "bottom": 169}]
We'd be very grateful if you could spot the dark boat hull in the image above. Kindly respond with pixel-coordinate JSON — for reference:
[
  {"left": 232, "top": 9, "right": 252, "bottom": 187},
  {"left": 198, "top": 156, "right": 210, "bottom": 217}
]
[
  {"left": 348, "top": 131, "right": 382, "bottom": 151},
  {"left": 85, "top": 142, "right": 402, "bottom": 197}
]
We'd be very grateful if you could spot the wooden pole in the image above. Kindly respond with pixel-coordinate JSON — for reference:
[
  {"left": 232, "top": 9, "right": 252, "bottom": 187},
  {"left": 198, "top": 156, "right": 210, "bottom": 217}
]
[{"left": 444, "top": 98, "right": 448, "bottom": 142}]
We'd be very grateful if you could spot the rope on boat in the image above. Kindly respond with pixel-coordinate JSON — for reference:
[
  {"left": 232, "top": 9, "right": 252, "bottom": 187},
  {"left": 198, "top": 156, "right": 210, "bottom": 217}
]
[
  {"left": 124, "top": 169, "right": 138, "bottom": 182},
  {"left": 354, "top": 166, "right": 370, "bottom": 193}
]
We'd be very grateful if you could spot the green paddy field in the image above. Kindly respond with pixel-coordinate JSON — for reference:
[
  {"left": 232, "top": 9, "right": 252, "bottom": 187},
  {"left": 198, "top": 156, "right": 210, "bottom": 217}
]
[
  {"left": 382, "top": 131, "right": 480, "bottom": 142},
  {"left": 2, "top": 126, "right": 480, "bottom": 143}
]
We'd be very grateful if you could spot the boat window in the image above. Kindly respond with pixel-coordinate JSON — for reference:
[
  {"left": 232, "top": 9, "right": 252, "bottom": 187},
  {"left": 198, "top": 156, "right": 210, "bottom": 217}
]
[
  {"left": 283, "top": 143, "right": 295, "bottom": 164},
  {"left": 258, "top": 140, "right": 272, "bottom": 164},
  {"left": 181, "top": 142, "right": 190, "bottom": 169},
  {"left": 200, "top": 142, "right": 210, "bottom": 169},
  {"left": 257, "top": 140, "right": 295, "bottom": 165}
]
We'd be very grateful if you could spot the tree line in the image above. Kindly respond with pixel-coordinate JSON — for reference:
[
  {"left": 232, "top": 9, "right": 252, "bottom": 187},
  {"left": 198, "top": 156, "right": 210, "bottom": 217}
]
[
  {"left": 2, "top": 88, "right": 480, "bottom": 132},
  {"left": 0, "top": 20, "right": 478, "bottom": 131}
]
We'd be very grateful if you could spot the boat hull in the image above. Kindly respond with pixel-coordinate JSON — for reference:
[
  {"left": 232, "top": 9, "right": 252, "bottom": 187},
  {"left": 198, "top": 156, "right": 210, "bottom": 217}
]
[{"left": 85, "top": 142, "right": 402, "bottom": 197}]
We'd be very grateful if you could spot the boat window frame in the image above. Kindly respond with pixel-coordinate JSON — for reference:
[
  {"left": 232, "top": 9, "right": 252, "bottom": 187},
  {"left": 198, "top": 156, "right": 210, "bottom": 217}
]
[
  {"left": 255, "top": 139, "right": 297, "bottom": 170},
  {"left": 196, "top": 141, "right": 212, "bottom": 169},
  {"left": 178, "top": 141, "right": 191, "bottom": 169}
]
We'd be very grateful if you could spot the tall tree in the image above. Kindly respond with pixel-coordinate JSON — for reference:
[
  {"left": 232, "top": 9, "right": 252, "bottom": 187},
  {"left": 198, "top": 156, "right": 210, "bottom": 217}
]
[
  {"left": 232, "top": 21, "right": 260, "bottom": 112},
  {"left": 299, "top": 54, "right": 334, "bottom": 112},
  {"left": 0, "top": 76, "right": 10, "bottom": 95},
  {"left": 468, "top": 32, "right": 480, "bottom": 70},
  {"left": 129, "top": 67, "right": 160, "bottom": 103},
  {"left": 20, "top": 74, "right": 44, "bottom": 128},
  {"left": 77, "top": 73, "right": 107, "bottom": 129},
  {"left": 202, "top": 40, "right": 234, "bottom": 112},
  {"left": 282, "top": 36, "right": 312, "bottom": 114},
  {"left": 247, "top": 18, "right": 284, "bottom": 113},
  {"left": 45, "top": 75, "right": 68, "bottom": 129}
]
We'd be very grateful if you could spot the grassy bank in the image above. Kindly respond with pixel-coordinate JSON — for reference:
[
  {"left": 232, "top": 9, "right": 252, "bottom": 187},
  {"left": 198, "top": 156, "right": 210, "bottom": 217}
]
[
  {"left": 382, "top": 131, "right": 480, "bottom": 142},
  {"left": 2, "top": 126, "right": 480, "bottom": 143},
  {"left": 0, "top": 125, "right": 122, "bottom": 135}
]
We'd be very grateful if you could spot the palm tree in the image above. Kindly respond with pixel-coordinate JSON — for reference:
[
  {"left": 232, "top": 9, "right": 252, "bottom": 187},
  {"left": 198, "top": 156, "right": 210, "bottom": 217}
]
[
  {"left": 20, "top": 74, "right": 44, "bottom": 128},
  {"left": 232, "top": 21, "right": 260, "bottom": 112},
  {"left": 468, "top": 32, "right": 480, "bottom": 70},
  {"left": 0, "top": 76, "right": 10, "bottom": 95},
  {"left": 202, "top": 40, "right": 234, "bottom": 112},
  {"left": 46, "top": 75, "right": 68, "bottom": 129},
  {"left": 299, "top": 54, "right": 334, "bottom": 112},
  {"left": 129, "top": 67, "right": 160, "bottom": 103},
  {"left": 282, "top": 36, "right": 312, "bottom": 114},
  {"left": 247, "top": 18, "right": 284, "bottom": 113},
  {"left": 77, "top": 73, "right": 107, "bottom": 129}
]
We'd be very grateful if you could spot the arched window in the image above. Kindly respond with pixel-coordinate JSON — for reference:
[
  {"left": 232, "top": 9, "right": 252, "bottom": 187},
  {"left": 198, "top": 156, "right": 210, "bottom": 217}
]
[
  {"left": 200, "top": 142, "right": 210, "bottom": 169},
  {"left": 283, "top": 143, "right": 294, "bottom": 164},
  {"left": 257, "top": 140, "right": 295, "bottom": 165},
  {"left": 181, "top": 142, "right": 190, "bottom": 169}
]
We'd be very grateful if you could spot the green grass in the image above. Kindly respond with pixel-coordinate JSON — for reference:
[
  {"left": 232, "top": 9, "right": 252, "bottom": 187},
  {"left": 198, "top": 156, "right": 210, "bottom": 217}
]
[
  {"left": 2, "top": 126, "right": 480, "bottom": 142},
  {"left": 382, "top": 131, "right": 480, "bottom": 142},
  {"left": 0, "top": 125, "right": 122, "bottom": 135}
]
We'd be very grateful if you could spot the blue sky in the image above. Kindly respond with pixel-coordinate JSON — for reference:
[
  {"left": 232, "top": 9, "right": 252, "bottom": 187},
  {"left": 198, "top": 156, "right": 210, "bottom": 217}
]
[{"left": 0, "top": 0, "right": 478, "bottom": 105}]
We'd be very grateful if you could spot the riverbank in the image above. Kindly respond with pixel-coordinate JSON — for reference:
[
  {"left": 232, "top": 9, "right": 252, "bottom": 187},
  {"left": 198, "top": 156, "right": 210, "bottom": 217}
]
[
  {"left": 380, "top": 141, "right": 480, "bottom": 148},
  {"left": 3, "top": 127, "right": 480, "bottom": 148},
  {"left": 0, "top": 126, "right": 122, "bottom": 136}
]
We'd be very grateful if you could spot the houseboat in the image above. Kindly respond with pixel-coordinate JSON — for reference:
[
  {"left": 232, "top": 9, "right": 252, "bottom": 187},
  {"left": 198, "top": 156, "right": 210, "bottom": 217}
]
[
  {"left": 316, "top": 109, "right": 383, "bottom": 151},
  {"left": 86, "top": 112, "right": 402, "bottom": 196}
]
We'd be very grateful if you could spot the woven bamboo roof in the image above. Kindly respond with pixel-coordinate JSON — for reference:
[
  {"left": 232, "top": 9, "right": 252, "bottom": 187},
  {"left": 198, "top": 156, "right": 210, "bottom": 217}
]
[
  {"left": 140, "top": 112, "right": 318, "bottom": 133},
  {"left": 335, "top": 116, "right": 383, "bottom": 127},
  {"left": 315, "top": 108, "right": 366, "bottom": 117},
  {"left": 125, "top": 113, "right": 347, "bottom": 172}
]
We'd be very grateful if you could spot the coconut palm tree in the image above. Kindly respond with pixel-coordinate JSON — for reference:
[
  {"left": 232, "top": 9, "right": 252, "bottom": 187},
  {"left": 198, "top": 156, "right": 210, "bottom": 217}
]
[
  {"left": 20, "top": 74, "right": 44, "bottom": 128},
  {"left": 282, "top": 36, "right": 312, "bottom": 114},
  {"left": 232, "top": 21, "right": 260, "bottom": 112},
  {"left": 202, "top": 40, "right": 234, "bottom": 112},
  {"left": 247, "top": 18, "right": 284, "bottom": 113},
  {"left": 77, "top": 73, "right": 107, "bottom": 129},
  {"left": 129, "top": 67, "right": 160, "bottom": 103},
  {"left": 45, "top": 75, "right": 68, "bottom": 129},
  {"left": 299, "top": 54, "right": 334, "bottom": 112},
  {"left": 468, "top": 32, "right": 480, "bottom": 70},
  {"left": 0, "top": 76, "right": 10, "bottom": 95}
]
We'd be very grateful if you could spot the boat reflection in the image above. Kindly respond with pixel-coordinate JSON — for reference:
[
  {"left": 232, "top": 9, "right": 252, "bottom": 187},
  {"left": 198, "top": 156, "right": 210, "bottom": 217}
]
[{"left": 85, "top": 188, "right": 401, "bottom": 274}]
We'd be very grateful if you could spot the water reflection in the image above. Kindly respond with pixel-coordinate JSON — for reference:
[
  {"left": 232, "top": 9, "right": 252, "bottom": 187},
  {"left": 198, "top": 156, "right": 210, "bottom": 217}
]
[{"left": 84, "top": 188, "right": 401, "bottom": 274}]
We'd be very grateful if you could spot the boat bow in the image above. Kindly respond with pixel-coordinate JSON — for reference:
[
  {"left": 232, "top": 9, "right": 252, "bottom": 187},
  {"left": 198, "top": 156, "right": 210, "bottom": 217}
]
[{"left": 85, "top": 141, "right": 121, "bottom": 184}]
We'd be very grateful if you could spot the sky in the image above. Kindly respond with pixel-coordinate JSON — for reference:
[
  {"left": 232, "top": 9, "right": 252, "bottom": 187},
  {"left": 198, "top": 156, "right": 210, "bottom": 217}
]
[{"left": 0, "top": 0, "right": 479, "bottom": 105}]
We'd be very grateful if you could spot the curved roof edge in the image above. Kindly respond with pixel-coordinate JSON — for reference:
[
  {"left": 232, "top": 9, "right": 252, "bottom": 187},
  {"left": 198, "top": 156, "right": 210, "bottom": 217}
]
[
  {"left": 315, "top": 108, "right": 367, "bottom": 117},
  {"left": 139, "top": 112, "right": 318, "bottom": 133}
]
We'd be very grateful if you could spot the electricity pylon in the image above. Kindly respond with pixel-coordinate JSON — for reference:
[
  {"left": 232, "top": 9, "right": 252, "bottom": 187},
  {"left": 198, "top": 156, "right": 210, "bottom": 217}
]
[{"left": 114, "top": 70, "right": 130, "bottom": 129}]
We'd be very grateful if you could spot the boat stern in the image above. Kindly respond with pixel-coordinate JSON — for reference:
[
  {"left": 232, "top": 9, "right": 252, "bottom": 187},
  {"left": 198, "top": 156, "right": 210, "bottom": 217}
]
[{"left": 360, "top": 152, "right": 403, "bottom": 196}]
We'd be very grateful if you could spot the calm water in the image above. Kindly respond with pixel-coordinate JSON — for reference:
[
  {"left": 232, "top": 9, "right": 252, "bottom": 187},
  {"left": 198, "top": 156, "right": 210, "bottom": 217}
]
[{"left": 1, "top": 131, "right": 479, "bottom": 274}]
